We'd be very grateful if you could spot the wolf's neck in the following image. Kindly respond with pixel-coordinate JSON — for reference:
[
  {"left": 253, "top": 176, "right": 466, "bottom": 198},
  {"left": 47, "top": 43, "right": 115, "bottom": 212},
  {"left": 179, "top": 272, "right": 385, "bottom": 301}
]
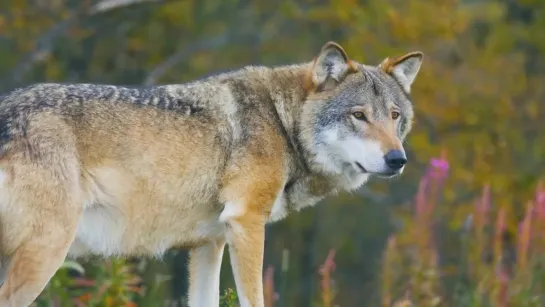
[{"left": 265, "top": 63, "right": 313, "bottom": 176}]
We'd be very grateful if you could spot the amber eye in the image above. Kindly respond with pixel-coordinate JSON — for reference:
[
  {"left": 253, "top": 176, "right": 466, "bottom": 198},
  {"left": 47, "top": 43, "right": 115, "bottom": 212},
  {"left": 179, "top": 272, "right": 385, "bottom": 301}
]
[
  {"left": 353, "top": 111, "right": 366, "bottom": 121},
  {"left": 391, "top": 111, "right": 400, "bottom": 120}
]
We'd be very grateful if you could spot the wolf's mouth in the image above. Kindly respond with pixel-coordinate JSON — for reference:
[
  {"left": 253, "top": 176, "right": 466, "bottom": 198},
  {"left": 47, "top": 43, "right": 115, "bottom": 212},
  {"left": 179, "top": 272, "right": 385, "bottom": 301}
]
[
  {"left": 355, "top": 162, "right": 400, "bottom": 178},
  {"left": 355, "top": 162, "right": 367, "bottom": 173},
  {"left": 374, "top": 171, "right": 400, "bottom": 179}
]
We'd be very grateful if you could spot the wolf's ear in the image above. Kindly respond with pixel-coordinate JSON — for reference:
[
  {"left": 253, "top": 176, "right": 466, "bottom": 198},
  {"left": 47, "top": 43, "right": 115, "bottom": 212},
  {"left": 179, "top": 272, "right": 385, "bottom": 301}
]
[
  {"left": 380, "top": 52, "right": 423, "bottom": 93},
  {"left": 309, "top": 42, "right": 358, "bottom": 91}
]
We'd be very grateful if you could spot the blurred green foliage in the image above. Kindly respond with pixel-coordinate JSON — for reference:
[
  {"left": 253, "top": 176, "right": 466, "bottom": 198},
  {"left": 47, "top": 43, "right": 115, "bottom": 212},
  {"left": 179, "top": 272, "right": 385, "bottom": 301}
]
[{"left": 1, "top": 0, "right": 544, "bottom": 306}]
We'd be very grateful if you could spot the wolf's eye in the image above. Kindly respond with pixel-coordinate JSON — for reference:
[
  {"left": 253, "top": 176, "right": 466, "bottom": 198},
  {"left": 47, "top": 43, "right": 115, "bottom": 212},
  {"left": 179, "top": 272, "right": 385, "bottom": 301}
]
[
  {"left": 352, "top": 111, "right": 366, "bottom": 120},
  {"left": 391, "top": 111, "right": 400, "bottom": 120}
]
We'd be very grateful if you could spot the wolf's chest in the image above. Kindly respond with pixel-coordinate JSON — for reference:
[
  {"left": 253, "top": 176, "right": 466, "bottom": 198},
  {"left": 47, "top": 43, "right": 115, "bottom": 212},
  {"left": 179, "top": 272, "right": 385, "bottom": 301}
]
[
  {"left": 268, "top": 189, "right": 289, "bottom": 223},
  {"left": 266, "top": 179, "right": 331, "bottom": 223}
]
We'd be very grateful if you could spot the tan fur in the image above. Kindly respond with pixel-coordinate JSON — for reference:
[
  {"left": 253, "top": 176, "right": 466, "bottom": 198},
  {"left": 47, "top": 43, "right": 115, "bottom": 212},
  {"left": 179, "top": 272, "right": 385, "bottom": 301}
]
[
  {"left": 379, "top": 51, "right": 424, "bottom": 74},
  {"left": 0, "top": 41, "right": 423, "bottom": 306},
  {"left": 366, "top": 122, "right": 404, "bottom": 153}
]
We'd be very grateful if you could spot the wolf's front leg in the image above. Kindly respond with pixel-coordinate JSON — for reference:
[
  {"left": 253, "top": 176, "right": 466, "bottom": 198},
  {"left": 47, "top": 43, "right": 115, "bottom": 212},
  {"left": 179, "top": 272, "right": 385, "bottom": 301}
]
[
  {"left": 224, "top": 209, "right": 266, "bottom": 307},
  {"left": 216, "top": 124, "right": 287, "bottom": 306},
  {"left": 218, "top": 170, "right": 285, "bottom": 306},
  {"left": 0, "top": 256, "right": 8, "bottom": 286}
]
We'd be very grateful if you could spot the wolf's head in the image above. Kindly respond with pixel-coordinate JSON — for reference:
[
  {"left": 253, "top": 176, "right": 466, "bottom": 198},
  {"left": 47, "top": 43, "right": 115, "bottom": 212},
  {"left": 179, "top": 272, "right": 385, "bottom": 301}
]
[{"left": 299, "top": 42, "right": 423, "bottom": 187}]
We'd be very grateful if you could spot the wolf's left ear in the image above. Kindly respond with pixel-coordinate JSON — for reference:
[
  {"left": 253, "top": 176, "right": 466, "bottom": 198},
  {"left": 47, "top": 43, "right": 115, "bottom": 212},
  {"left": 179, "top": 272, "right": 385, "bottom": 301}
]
[
  {"left": 380, "top": 52, "right": 424, "bottom": 93},
  {"left": 309, "top": 42, "right": 358, "bottom": 91}
]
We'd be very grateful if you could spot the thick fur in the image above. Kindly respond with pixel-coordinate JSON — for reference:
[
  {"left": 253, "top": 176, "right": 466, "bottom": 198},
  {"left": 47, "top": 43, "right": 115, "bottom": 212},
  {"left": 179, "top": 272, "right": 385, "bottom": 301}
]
[{"left": 0, "top": 42, "right": 423, "bottom": 307}]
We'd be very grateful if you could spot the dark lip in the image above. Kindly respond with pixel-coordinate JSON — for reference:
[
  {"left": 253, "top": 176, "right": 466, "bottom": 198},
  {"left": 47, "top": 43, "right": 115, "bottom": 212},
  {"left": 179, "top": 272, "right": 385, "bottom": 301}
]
[
  {"left": 354, "top": 163, "right": 401, "bottom": 178},
  {"left": 355, "top": 162, "right": 367, "bottom": 173}
]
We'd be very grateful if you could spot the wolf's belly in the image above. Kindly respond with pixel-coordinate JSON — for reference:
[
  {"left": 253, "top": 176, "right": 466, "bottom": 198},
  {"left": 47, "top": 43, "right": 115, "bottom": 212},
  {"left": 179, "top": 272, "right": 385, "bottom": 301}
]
[
  {"left": 69, "top": 166, "right": 224, "bottom": 258},
  {"left": 68, "top": 201, "right": 226, "bottom": 258}
]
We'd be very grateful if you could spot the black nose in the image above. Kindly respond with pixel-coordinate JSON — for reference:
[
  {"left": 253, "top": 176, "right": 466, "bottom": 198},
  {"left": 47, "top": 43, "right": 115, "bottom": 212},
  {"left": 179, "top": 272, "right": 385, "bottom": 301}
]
[{"left": 384, "top": 150, "right": 407, "bottom": 170}]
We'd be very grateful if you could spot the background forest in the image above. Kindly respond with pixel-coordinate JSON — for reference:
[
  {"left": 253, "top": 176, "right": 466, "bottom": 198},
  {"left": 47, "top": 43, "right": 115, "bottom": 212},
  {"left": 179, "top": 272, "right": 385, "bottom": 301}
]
[{"left": 1, "top": 0, "right": 545, "bottom": 306}]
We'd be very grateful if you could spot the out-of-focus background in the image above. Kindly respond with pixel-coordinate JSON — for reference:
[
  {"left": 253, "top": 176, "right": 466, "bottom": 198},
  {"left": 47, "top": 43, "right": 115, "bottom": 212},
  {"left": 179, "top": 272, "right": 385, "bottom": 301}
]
[{"left": 1, "top": 0, "right": 545, "bottom": 306}]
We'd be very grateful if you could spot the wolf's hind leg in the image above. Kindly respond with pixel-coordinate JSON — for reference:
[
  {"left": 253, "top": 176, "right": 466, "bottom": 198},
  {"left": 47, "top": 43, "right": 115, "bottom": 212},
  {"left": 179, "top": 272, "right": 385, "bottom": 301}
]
[
  {"left": 0, "top": 231, "right": 78, "bottom": 307},
  {"left": 187, "top": 239, "right": 226, "bottom": 307},
  {"left": 0, "top": 162, "right": 82, "bottom": 307}
]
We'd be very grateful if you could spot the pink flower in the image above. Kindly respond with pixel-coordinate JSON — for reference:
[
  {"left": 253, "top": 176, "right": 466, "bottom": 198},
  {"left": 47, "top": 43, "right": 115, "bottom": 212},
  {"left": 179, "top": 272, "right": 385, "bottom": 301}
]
[
  {"left": 430, "top": 158, "right": 449, "bottom": 172},
  {"left": 495, "top": 208, "right": 506, "bottom": 237},
  {"left": 496, "top": 265, "right": 509, "bottom": 307},
  {"left": 494, "top": 208, "right": 506, "bottom": 262},
  {"left": 517, "top": 202, "right": 533, "bottom": 270},
  {"left": 264, "top": 266, "right": 276, "bottom": 307},
  {"left": 534, "top": 181, "right": 545, "bottom": 222},
  {"left": 415, "top": 177, "right": 428, "bottom": 218},
  {"left": 426, "top": 149, "right": 449, "bottom": 181}
]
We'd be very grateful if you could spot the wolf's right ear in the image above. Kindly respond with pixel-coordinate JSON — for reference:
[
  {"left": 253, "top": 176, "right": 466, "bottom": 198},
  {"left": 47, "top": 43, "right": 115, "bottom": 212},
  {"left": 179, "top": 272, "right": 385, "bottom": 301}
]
[{"left": 307, "top": 42, "right": 358, "bottom": 91}]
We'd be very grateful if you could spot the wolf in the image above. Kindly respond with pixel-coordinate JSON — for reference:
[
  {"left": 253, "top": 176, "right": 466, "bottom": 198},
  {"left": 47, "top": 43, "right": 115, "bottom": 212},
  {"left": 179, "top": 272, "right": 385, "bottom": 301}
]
[{"left": 0, "top": 41, "right": 422, "bottom": 306}]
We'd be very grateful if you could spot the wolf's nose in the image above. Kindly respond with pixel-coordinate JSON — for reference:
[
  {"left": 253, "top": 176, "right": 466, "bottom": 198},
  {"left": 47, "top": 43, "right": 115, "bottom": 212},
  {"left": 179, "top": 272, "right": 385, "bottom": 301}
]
[{"left": 384, "top": 150, "right": 407, "bottom": 170}]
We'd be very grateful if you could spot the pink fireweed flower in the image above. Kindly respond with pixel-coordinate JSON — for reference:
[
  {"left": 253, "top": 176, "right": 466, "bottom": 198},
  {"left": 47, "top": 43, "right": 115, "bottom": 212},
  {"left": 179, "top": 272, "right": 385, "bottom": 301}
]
[
  {"left": 430, "top": 158, "right": 449, "bottom": 172},
  {"left": 417, "top": 150, "right": 449, "bottom": 224},
  {"left": 534, "top": 180, "right": 545, "bottom": 222},
  {"left": 496, "top": 265, "right": 509, "bottom": 307},
  {"left": 319, "top": 249, "right": 337, "bottom": 307},
  {"left": 319, "top": 249, "right": 337, "bottom": 276},
  {"left": 426, "top": 149, "right": 449, "bottom": 181},
  {"left": 534, "top": 181, "right": 545, "bottom": 246},
  {"left": 517, "top": 202, "right": 533, "bottom": 271},
  {"left": 495, "top": 208, "right": 506, "bottom": 242},
  {"left": 415, "top": 177, "right": 428, "bottom": 218},
  {"left": 264, "top": 266, "right": 276, "bottom": 307},
  {"left": 494, "top": 208, "right": 506, "bottom": 265}
]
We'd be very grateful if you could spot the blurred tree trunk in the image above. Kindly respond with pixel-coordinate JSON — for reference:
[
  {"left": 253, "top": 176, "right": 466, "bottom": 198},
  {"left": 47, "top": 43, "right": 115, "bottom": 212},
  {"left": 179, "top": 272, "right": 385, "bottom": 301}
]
[{"left": 170, "top": 251, "right": 189, "bottom": 302}]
